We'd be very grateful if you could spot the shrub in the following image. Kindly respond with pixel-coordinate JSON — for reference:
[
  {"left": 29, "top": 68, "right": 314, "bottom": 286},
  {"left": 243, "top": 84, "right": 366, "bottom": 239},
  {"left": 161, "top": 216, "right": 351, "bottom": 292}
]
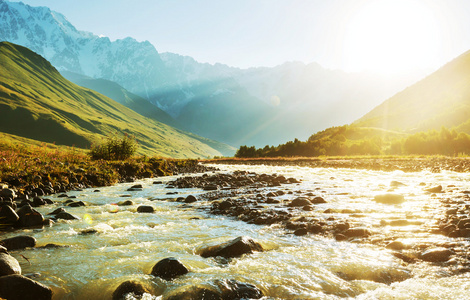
[{"left": 90, "top": 134, "right": 138, "bottom": 160}]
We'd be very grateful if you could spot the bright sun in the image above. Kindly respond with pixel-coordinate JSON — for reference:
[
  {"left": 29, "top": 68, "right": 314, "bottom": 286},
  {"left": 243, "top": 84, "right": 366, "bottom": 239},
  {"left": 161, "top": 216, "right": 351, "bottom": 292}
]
[{"left": 343, "top": 0, "right": 441, "bottom": 73}]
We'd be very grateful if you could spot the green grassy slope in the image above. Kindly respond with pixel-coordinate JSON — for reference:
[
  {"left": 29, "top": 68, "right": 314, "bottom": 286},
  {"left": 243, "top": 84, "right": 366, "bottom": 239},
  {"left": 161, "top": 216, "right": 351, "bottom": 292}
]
[
  {"left": 61, "top": 71, "right": 181, "bottom": 128},
  {"left": 356, "top": 49, "right": 470, "bottom": 133},
  {"left": 0, "top": 42, "right": 234, "bottom": 158}
]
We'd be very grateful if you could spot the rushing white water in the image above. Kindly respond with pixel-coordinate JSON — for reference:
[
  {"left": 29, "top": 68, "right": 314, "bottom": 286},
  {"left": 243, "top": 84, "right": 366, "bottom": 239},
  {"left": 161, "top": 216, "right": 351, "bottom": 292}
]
[{"left": 2, "top": 164, "right": 470, "bottom": 299}]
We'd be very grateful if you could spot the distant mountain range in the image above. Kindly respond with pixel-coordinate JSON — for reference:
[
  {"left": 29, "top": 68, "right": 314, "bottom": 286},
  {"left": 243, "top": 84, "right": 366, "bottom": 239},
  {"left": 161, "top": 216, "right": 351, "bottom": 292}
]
[
  {"left": 0, "top": 41, "right": 234, "bottom": 158},
  {"left": 0, "top": 0, "right": 425, "bottom": 147}
]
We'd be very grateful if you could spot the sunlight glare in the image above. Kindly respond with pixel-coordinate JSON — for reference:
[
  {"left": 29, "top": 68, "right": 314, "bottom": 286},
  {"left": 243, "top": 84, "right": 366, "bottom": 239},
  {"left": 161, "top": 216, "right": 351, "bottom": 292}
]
[{"left": 343, "top": 0, "right": 441, "bottom": 73}]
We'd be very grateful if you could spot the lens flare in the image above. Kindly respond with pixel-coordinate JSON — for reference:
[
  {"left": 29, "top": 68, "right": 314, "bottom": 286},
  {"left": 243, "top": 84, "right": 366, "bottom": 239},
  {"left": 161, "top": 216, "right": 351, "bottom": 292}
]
[
  {"left": 109, "top": 204, "right": 119, "bottom": 213},
  {"left": 83, "top": 214, "right": 93, "bottom": 225}
]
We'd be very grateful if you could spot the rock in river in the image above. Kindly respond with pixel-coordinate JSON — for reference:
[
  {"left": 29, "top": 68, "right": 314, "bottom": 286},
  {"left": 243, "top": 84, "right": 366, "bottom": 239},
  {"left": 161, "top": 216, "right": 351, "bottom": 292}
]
[
  {"left": 184, "top": 195, "right": 198, "bottom": 203},
  {"left": 137, "top": 205, "right": 155, "bottom": 213},
  {"left": 0, "top": 236, "right": 36, "bottom": 251},
  {"left": 150, "top": 257, "right": 189, "bottom": 280},
  {"left": 0, "top": 274, "right": 52, "bottom": 300},
  {"left": 420, "top": 248, "right": 453, "bottom": 262},
  {"left": 112, "top": 280, "right": 150, "bottom": 300},
  {"left": 0, "top": 205, "right": 19, "bottom": 225},
  {"left": 16, "top": 205, "right": 44, "bottom": 227},
  {"left": 199, "top": 236, "right": 263, "bottom": 259},
  {"left": 373, "top": 194, "right": 405, "bottom": 205},
  {"left": 0, "top": 252, "right": 21, "bottom": 276}
]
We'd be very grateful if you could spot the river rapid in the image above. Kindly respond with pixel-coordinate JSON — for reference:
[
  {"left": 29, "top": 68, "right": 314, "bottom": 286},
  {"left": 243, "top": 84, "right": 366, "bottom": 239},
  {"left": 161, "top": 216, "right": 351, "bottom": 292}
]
[{"left": 2, "top": 163, "right": 470, "bottom": 299}]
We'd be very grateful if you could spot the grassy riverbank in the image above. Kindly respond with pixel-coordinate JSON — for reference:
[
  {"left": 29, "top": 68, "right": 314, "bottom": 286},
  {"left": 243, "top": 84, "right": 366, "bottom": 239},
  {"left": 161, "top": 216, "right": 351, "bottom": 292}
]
[
  {"left": 204, "top": 155, "right": 470, "bottom": 172},
  {"left": 0, "top": 136, "right": 206, "bottom": 191}
]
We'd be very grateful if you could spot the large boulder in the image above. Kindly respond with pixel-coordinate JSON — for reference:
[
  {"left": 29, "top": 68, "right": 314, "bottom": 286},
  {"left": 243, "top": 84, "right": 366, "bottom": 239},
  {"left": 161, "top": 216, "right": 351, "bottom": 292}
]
[
  {"left": 217, "top": 279, "right": 263, "bottom": 299},
  {"left": 16, "top": 205, "right": 44, "bottom": 227},
  {"left": 199, "top": 236, "right": 263, "bottom": 259},
  {"left": 165, "top": 279, "right": 263, "bottom": 300},
  {"left": 112, "top": 280, "right": 150, "bottom": 300},
  {"left": 0, "top": 205, "right": 19, "bottom": 225},
  {"left": 420, "top": 248, "right": 453, "bottom": 262},
  {"left": 0, "top": 188, "right": 16, "bottom": 199},
  {"left": 0, "top": 274, "right": 52, "bottom": 300},
  {"left": 0, "top": 253, "right": 21, "bottom": 276},
  {"left": 373, "top": 194, "right": 405, "bottom": 205},
  {"left": 150, "top": 257, "right": 189, "bottom": 280},
  {"left": 0, "top": 236, "right": 36, "bottom": 251}
]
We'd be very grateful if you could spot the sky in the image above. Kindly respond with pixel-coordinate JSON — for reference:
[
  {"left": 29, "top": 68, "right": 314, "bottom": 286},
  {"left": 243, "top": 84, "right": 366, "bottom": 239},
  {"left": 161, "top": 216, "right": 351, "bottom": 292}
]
[{"left": 14, "top": 0, "right": 470, "bottom": 74}]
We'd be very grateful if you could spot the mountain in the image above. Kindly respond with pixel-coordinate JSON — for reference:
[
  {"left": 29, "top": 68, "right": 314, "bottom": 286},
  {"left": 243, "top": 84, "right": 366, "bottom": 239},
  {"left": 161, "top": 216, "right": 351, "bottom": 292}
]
[
  {"left": 60, "top": 71, "right": 180, "bottom": 128},
  {"left": 0, "top": 41, "right": 235, "bottom": 158},
  {"left": 356, "top": 49, "right": 470, "bottom": 133},
  {"left": 0, "top": 0, "right": 424, "bottom": 147}
]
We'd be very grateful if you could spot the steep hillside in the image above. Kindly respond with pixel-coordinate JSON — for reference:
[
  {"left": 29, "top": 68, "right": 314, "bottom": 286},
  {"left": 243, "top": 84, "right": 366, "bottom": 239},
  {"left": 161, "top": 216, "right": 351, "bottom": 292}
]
[
  {"left": 0, "top": 42, "right": 234, "bottom": 158},
  {"left": 356, "top": 49, "right": 470, "bottom": 133},
  {"left": 61, "top": 71, "right": 180, "bottom": 128}
]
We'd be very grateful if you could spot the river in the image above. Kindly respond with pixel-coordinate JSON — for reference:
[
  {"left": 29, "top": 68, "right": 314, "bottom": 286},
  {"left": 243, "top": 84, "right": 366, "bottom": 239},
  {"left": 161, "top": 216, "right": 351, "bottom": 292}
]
[{"left": 2, "top": 164, "right": 470, "bottom": 299}]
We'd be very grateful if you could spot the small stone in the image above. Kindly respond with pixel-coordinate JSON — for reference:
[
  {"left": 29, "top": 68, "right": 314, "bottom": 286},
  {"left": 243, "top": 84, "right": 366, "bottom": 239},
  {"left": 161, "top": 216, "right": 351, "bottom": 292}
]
[
  {"left": 184, "top": 195, "right": 197, "bottom": 203},
  {"left": 137, "top": 205, "right": 155, "bottom": 213},
  {"left": 374, "top": 194, "right": 405, "bottom": 205}
]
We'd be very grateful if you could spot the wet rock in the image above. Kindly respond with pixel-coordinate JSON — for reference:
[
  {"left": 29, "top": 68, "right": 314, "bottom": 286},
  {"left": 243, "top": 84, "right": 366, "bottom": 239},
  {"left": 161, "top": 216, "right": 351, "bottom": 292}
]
[
  {"left": 390, "top": 181, "right": 406, "bottom": 187},
  {"left": 311, "top": 196, "right": 327, "bottom": 204},
  {"left": 165, "top": 279, "right": 263, "bottom": 300},
  {"left": 55, "top": 211, "right": 80, "bottom": 220},
  {"left": 335, "top": 234, "right": 348, "bottom": 241},
  {"left": 16, "top": 205, "right": 44, "bottom": 227},
  {"left": 0, "top": 253, "right": 21, "bottom": 276},
  {"left": 0, "top": 205, "right": 19, "bottom": 225},
  {"left": 31, "top": 197, "right": 46, "bottom": 207},
  {"left": 425, "top": 185, "right": 443, "bottom": 193},
  {"left": 48, "top": 207, "right": 66, "bottom": 215},
  {"left": 343, "top": 228, "right": 371, "bottom": 238},
  {"left": 137, "top": 205, "right": 155, "bottom": 213},
  {"left": 294, "top": 228, "right": 308, "bottom": 236},
  {"left": 204, "top": 184, "right": 219, "bottom": 191},
  {"left": 386, "top": 241, "right": 406, "bottom": 250},
  {"left": 184, "top": 195, "right": 198, "bottom": 203},
  {"left": 288, "top": 197, "right": 311, "bottom": 207},
  {"left": 150, "top": 257, "right": 189, "bottom": 280},
  {"left": 420, "top": 248, "right": 453, "bottom": 262},
  {"left": 68, "top": 201, "right": 86, "bottom": 207},
  {"left": 112, "top": 280, "right": 150, "bottom": 300},
  {"left": 217, "top": 279, "right": 264, "bottom": 299},
  {"left": 0, "top": 236, "right": 36, "bottom": 251},
  {"left": 373, "top": 194, "right": 405, "bottom": 205},
  {"left": 80, "top": 228, "right": 98, "bottom": 235},
  {"left": 117, "top": 200, "right": 135, "bottom": 206},
  {"left": 200, "top": 236, "right": 263, "bottom": 258},
  {"left": 165, "top": 285, "right": 221, "bottom": 300},
  {"left": 0, "top": 274, "right": 52, "bottom": 300},
  {"left": 1, "top": 188, "right": 16, "bottom": 199}
]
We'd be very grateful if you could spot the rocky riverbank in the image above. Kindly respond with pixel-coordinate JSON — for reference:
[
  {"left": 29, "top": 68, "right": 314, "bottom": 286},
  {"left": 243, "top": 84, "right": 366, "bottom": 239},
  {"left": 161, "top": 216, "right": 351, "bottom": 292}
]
[
  {"left": 205, "top": 156, "right": 470, "bottom": 172},
  {"left": 0, "top": 159, "right": 216, "bottom": 299},
  {"left": 165, "top": 168, "right": 470, "bottom": 277}
]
